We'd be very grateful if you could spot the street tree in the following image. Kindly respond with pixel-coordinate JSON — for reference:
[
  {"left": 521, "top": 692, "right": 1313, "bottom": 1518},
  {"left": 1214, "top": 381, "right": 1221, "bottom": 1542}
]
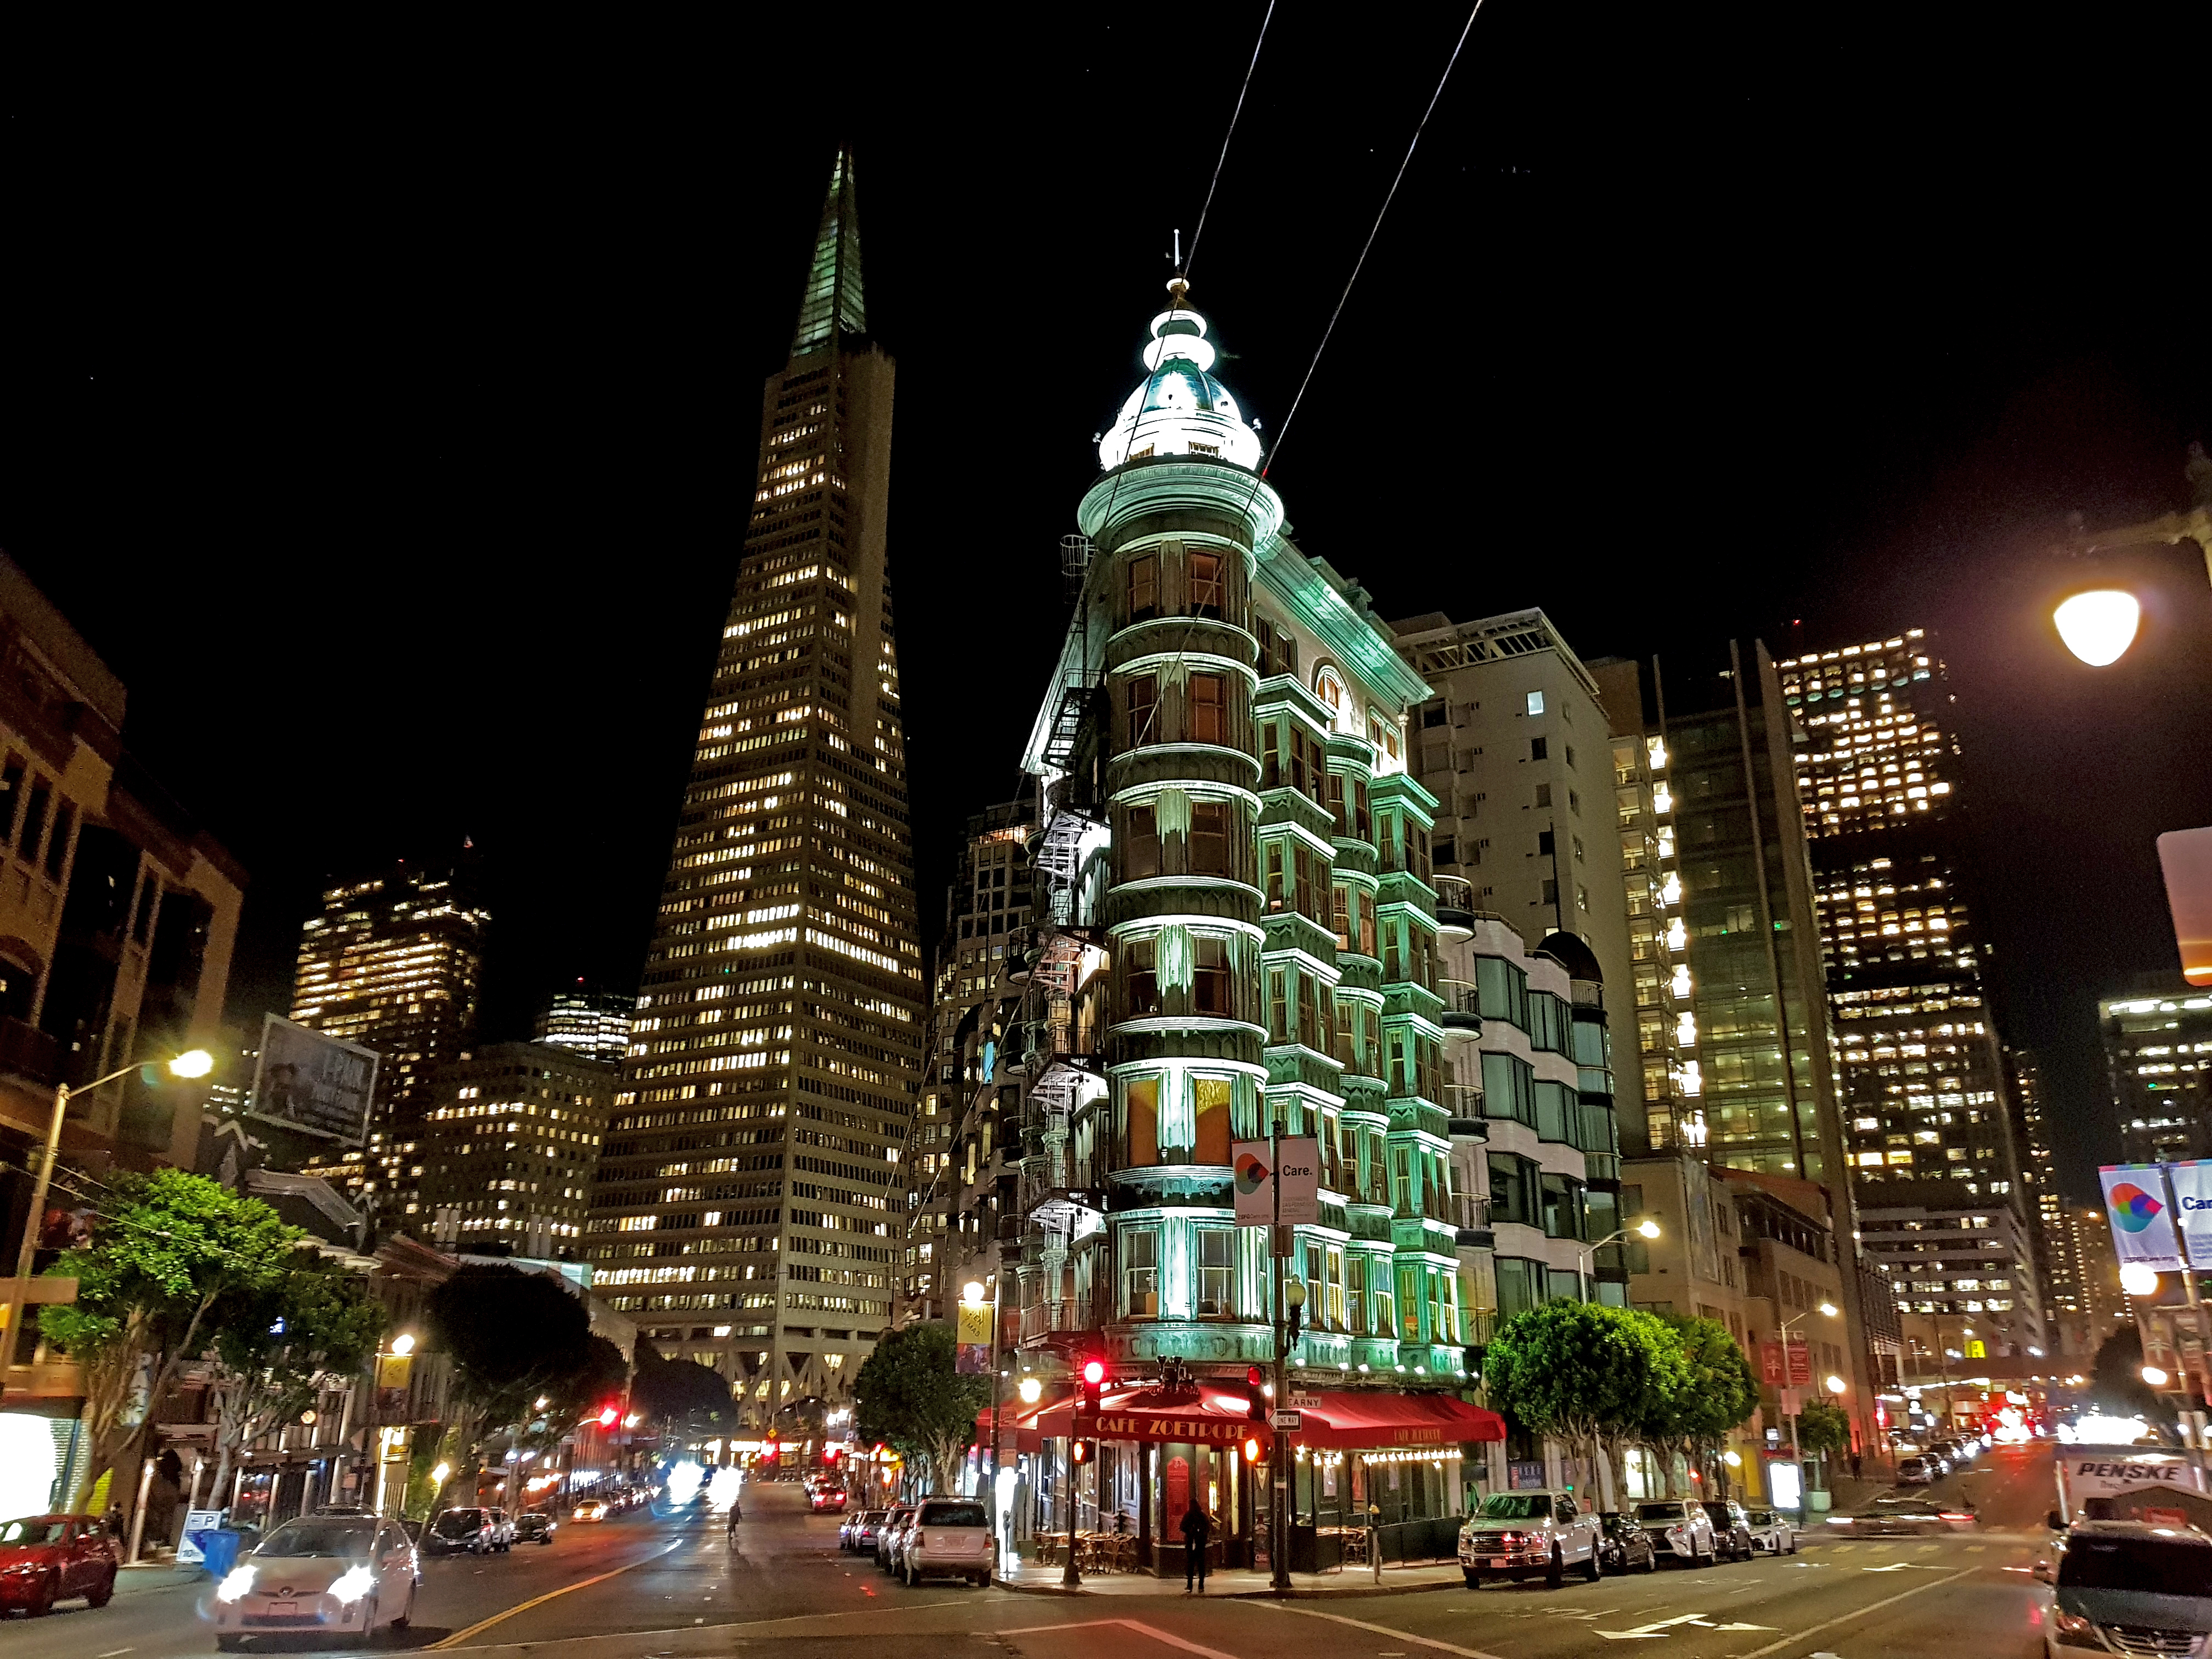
[
  {"left": 425, "top": 1263, "right": 601, "bottom": 1478},
  {"left": 852, "top": 1322, "right": 988, "bottom": 1495},
  {"left": 1639, "top": 1316, "right": 1760, "bottom": 1494},
  {"left": 2088, "top": 1325, "right": 2165, "bottom": 1423},
  {"left": 631, "top": 1345, "right": 736, "bottom": 1437},
  {"left": 1485, "top": 1301, "right": 1687, "bottom": 1508},
  {"left": 37, "top": 1170, "right": 301, "bottom": 1510},
  {"left": 204, "top": 1254, "right": 385, "bottom": 1508},
  {"left": 1795, "top": 1398, "right": 1853, "bottom": 1458}
]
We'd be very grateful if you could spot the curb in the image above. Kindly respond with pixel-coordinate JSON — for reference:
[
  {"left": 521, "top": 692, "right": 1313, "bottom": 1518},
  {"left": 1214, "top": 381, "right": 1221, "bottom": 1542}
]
[{"left": 995, "top": 1575, "right": 1463, "bottom": 1600}]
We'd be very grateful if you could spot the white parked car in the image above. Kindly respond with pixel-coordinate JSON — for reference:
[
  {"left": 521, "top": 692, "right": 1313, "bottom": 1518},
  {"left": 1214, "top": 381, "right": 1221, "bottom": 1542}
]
[
  {"left": 897, "top": 1497, "right": 994, "bottom": 1587},
  {"left": 1632, "top": 1498, "right": 1718, "bottom": 1566},
  {"left": 1457, "top": 1489, "right": 1603, "bottom": 1587},
  {"left": 214, "top": 1515, "right": 419, "bottom": 1650},
  {"left": 1743, "top": 1506, "right": 1796, "bottom": 1555}
]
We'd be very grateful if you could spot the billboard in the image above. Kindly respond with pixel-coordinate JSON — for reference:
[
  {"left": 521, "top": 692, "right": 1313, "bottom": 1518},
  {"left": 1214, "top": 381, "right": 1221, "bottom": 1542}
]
[
  {"left": 2158, "top": 827, "right": 2212, "bottom": 988},
  {"left": 1232, "top": 1138, "right": 1319, "bottom": 1225},
  {"left": 250, "top": 1014, "right": 379, "bottom": 1146},
  {"left": 2168, "top": 1160, "right": 2212, "bottom": 1268},
  {"left": 2098, "top": 1163, "right": 2184, "bottom": 1271}
]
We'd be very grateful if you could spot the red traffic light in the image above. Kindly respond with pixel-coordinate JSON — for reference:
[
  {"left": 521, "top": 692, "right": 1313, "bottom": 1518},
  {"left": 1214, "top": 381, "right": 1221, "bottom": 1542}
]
[
  {"left": 1082, "top": 1359, "right": 1106, "bottom": 1387},
  {"left": 1245, "top": 1365, "right": 1263, "bottom": 1387},
  {"left": 823, "top": 1444, "right": 839, "bottom": 1461},
  {"left": 1071, "top": 1439, "right": 1094, "bottom": 1465},
  {"left": 596, "top": 1404, "right": 619, "bottom": 1427}
]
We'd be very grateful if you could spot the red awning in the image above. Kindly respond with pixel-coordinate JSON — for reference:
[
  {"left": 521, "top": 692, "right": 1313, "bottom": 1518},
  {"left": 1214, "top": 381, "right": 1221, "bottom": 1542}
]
[{"left": 981, "top": 1384, "right": 1502, "bottom": 1451}]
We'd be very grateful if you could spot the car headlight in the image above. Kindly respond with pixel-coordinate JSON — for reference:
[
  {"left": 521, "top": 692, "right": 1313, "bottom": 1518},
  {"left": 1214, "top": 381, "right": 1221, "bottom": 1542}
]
[
  {"left": 2054, "top": 1612, "right": 2093, "bottom": 1635},
  {"left": 217, "top": 1565, "right": 257, "bottom": 1603},
  {"left": 330, "top": 1565, "right": 377, "bottom": 1605}
]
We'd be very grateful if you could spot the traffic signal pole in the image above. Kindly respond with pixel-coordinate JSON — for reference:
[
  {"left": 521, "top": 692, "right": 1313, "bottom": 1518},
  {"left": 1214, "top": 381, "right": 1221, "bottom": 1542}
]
[{"left": 1271, "top": 1116, "right": 1292, "bottom": 1593}]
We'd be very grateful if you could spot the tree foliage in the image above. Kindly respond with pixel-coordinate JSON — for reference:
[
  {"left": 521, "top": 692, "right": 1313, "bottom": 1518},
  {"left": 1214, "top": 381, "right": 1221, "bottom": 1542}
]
[
  {"left": 37, "top": 1170, "right": 303, "bottom": 1510},
  {"left": 852, "top": 1322, "right": 988, "bottom": 1495},
  {"left": 2089, "top": 1325, "right": 2165, "bottom": 1423},
  {"left": 1640, "top": 1316, "right": 1761, "bottom": 1485},
  {"left": 204, "top": 1254, "right": 384, "bottom": 1505},
  {"left": 631, "top": 1344, "right": 736, "bottom": 1434},
  {"left": 1796, "top": 1398, "right": 1853, "bottom": 1457},
  {"left": 426, "top": 1265, "right": 619, "bottom": 1473},
  {"left": 1486, "top": 1302, "right": 1689, "bottom": 1504}
]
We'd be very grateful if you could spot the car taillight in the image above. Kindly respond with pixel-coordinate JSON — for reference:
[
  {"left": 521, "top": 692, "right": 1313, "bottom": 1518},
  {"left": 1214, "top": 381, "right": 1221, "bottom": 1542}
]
[{"left": 1938, "top": 1513, "right": 1971, "bottom": 1522}]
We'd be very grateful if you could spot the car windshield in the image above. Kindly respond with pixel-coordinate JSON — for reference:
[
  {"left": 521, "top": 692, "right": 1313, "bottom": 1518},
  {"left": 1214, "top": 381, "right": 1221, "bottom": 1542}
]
[
  {"left": 0, "top": 1520, "right": 68, "bottom": 1546},
  {"left": 257, "top": 1521, "right": 376, "bottom": 1558},
  {"left": 1635, "top": 1502, "right": 1690, "bottom": 1522},
  {"left": 1746, "top": 1510, "right": 1774, "bottom": 1526},
  {"left": 864, "top": 1511, "right": 888, "bottom": 1524},
  {"left": 919, "top": 1502, "right": 988, "bottom": 1528},
  {"left": 1477, "top": 1494, "right": 1552, "bottom": 1520},
  {"left": 433, "top": 1511, "right": 486, "bottom": 1538},
  {"left": 2060, "top": 1536, "right": 2212, "bottom": 1594}
]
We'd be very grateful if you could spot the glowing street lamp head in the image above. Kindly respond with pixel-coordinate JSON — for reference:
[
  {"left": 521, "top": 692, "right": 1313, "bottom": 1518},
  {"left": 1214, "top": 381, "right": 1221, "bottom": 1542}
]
[
  {"left": 1018, "top": 1376, "right": 1042, "bottom": 1405},
  {"left": 1818, "top": 1302, "right": 1839, "bottom": 1319},
  {"left": 2142, "top": 1365, "right": 2171, "bottom": 1388},
  {"left": 1634, "top": 1218, "right": 1661, "bottom": 1239},
  {"left": 962, "top": 1280, "right": 986, "bottom": 1306},
  {"left": 2120, "top": 1263, "right": 2162, "bottom": 1299},
  {"left": 1825, "top": 1375, "right": 1848, "bottom": 1395},
  {"left": 168, "top": 1048, "right": 215, "bottom": 1079},
  {"left": 2054, "top": 589, "right": 2141, "bottom": 667},
  {"left": 389, "top": 1333, "right": 416, "bottom": 1357}
]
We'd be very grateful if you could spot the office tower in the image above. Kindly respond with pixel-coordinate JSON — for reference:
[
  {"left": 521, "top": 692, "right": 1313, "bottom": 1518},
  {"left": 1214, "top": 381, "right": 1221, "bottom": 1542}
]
[
  {"left": 287, "top": 855, "right": 488, "bottom": 1222},
  {"left": 900, "top": 803, "right": 1035, "bottom": 1325},
  {"left": 533, "top": 983, "right": 635, "bottom": 1066},
  {"left": 590, "top": 153, "right": 922, "bottom": 1420},
  {"left": 0, "top": 555, "right": 242, "bottom": 1326},
  {"left": 2010, "top": 1047, "right": 2067, "bottom": 1325},
  {"left": 2068, "top": 1204, "right": 2130, "bottom": 1352},
  {"left": 1587, "top": 647, "right": 1844, "bottom": 1182},
  {"left": 1392, "top": 609, "right": 1649, "bottom": 1135},
  {"left": 1774, "top": 628, "right": 2043, "bottom": 1355},
  {"left": 2103, "top": 976, "right": 2212, "bottom": 1165},
  {"left": 415, "top": 1042, "right": 618, "bottom": 1252}
]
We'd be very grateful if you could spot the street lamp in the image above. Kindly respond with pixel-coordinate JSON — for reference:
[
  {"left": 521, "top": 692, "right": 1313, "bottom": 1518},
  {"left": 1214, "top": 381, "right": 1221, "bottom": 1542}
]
[
  {"left": 2049, "top": 450, "right": 2212, "bottom": 667},
  {"left": 3, "top": 1047, "right": 216, "bottom": 1367},
  {"left": 1577, "top": 1218, "right": 1661, "bottom": 1284},
  {"left": 1779, "top": 1302, "right": 1841, "bottom": 1473},
  {"left": 2143, "top": 1366, "right": 2172, "bottom": 1388},
  {"left": 2120, "top": 1264, "right": 2162, "bottom": 1300}
]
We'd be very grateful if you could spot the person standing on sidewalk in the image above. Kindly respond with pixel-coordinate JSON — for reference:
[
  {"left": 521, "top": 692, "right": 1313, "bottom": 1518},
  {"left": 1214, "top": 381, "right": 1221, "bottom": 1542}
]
[
  {"left": 1849, "top": 1449, "right": 1862, "bottom": 1482},
  {"left": 1181, "top": 1500, "right": 1211, "bottom": 1592}
]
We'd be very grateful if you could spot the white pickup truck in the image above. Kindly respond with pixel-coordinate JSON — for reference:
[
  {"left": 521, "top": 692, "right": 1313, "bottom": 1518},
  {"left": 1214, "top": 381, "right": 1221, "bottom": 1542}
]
[{"left": 1458, "top": 1489, "right": 1603, "bottom": 1588}]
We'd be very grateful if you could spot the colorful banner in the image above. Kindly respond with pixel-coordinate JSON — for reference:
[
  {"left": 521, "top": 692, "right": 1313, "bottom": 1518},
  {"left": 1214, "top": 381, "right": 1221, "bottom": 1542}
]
[
  {"left": 954, "top": 1301, "right": 994, "bottom": 1375},
  {"left": 2100, "top": 1164, "right": 2185, "bottom": 1271},
  {"left": 1231, "top": 1137, "right": 1319, "bottom": 1224},
  {"left": 2165, "top": 1160, "right": 2212, "bottom": 1268}
]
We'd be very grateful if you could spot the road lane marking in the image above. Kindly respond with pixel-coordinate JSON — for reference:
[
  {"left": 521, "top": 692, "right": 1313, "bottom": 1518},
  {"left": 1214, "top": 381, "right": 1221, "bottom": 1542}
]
[
  {"left": 428, "top": 1540, "right": 686, "bottom": 1650},
  {"left": 1265, "top": 1604, "right": 1509, "bottom": 1659},
  {"left": 1595, "top": 1612, "right": 1775, "bottom": 1640},
  {"left": 992, "top": 1617, "right": 1245, "bottom": 1658},
  {"left": 1734, "top": 1566, "right": 1973, "bottom": 1658}
]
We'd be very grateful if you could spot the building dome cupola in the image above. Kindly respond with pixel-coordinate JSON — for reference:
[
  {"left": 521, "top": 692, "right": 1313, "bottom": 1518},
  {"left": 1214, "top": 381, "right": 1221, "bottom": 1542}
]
[{"left": 1096, "top": 277, "right": 1264, "bottom": 473}]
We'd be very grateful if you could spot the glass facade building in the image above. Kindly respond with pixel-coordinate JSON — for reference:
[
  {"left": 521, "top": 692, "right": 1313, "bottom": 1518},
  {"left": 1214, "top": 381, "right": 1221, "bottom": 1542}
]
[{"left": 585, "top": 153, "right": 923, "bottom": 1423}]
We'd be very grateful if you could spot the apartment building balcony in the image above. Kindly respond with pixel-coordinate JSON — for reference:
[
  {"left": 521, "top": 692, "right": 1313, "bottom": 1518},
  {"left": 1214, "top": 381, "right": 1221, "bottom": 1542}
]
[{"left": 1442, "top": 1083, "right": 1487, "bottom": 1139}]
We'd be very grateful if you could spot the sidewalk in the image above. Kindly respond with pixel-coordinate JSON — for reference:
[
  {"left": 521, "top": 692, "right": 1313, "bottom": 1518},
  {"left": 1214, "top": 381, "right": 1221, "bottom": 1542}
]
[
  {"left": 998, "top": 1560, "right": 1464, "bottom": 1598},
  {"left": 115, "top": 1556, "right": 208, "bottom": 1597}
]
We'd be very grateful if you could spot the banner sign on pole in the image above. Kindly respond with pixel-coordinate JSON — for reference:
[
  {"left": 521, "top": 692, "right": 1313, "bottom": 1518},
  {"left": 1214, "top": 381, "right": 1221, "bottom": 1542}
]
[
  {"left": 1759, "top": 1342, "right": 1785, "bottom": 1385},
  {"left": 1785, "top": 1336, "right": 1812, "bottom": 1387},
  {"left": 955, "top": 1301, "right": 995, "bottom": 1375},
  {"left": 2164, "top": 1160, "right": 2212, "bottom": 1268},
  {"left": 2100, "top": 1164, "right": 2186, "bottom": 1270},
  {"left": 1232, "top": 1138, "right": 1319, "bottom": 1225}
]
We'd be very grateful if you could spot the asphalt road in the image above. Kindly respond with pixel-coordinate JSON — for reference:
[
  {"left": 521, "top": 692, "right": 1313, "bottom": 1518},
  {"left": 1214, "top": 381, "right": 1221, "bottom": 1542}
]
[{"left": 0, "top": 1447, "right": 2062, "bottom": 1659}]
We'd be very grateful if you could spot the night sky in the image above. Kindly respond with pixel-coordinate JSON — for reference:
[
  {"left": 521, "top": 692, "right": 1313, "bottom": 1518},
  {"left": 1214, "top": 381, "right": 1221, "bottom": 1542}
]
[{"left": 3, "top": 11, "right": 2207, "bottom": 1203}]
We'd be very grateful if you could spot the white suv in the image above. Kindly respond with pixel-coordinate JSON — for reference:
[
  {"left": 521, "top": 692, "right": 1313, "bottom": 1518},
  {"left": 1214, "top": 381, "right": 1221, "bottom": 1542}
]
[
  {"left": 898, "top": 1498, "right": 994, "bottom": 1587},
  {"left": 1632, "top": 1499, "right": 1717, "bottom": 1566},
  {"left": 1458, "top": 1489, "right": 1602, "bottom": 1588}
]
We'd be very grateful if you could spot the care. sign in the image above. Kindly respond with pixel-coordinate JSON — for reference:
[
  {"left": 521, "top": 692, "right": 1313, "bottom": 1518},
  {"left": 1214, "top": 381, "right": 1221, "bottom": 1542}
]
[{"left": 1232, "top": 1138, "right": 1319, "bottom": 1224}]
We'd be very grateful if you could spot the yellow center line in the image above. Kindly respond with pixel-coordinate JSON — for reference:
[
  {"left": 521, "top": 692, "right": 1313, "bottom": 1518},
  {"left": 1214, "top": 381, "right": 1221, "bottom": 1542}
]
[{"left": 427, "top": 1539, "right": 686, "bottom": 1651}]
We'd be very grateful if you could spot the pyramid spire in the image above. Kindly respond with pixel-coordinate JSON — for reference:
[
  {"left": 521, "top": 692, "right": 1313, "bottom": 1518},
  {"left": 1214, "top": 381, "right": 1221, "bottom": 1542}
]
[{"left": 790, "top": 149, "right": 867, "bottom": 356}]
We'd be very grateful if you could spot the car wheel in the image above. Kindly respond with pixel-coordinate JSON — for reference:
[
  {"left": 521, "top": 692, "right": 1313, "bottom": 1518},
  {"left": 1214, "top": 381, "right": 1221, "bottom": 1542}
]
[
  {"left": 86, "top": 1568, "right": 115, "bottom": 1608},
  {"left": 1787, "top": 1533, "right": 1798, "bottom": 1555},
  {"left": 1639, "top": 1548, "right": 1656, "bottom": 1573},
  {"left": 1545, "top": 1548, "right": 1563, "bottom": 1589},
  {"left": 26, "top": 1572, "right": 55, "bottom": 1616},
  {"left": 1583, "top": 1546, "right": 1601, "bottom": 1582},
  {"left": 1693, "top": 1541, "right": 1713, "bottom": 1567},
  {"left": 1463, "top": 1566, "right": 1480, "bottom": 1588}
]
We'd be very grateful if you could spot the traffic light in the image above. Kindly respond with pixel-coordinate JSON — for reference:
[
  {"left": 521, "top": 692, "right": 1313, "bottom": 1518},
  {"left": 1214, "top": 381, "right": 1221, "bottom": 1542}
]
[
  {"left": 1242, "top": 1433, "right": 1266, "bottom": 1464},
  {"left": 1079, "top": 1357, "right": 1107, "bottom": 1414},
  {"left": 1245, "top": 1365, "right": 1267, "bottom": 1424},
  {"left": 1071, "top": 1438, "right": 1095, "bottom": 1465}
]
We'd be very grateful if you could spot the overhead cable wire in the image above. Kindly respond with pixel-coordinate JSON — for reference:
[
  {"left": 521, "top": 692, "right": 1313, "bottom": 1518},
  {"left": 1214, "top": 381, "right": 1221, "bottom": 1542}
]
[
  {"left": 1261, "top": 0, "right": 1486, "bottom": 479},
  {"left": 1183, "top": 0, "right": 1277, "bottom": 281}
]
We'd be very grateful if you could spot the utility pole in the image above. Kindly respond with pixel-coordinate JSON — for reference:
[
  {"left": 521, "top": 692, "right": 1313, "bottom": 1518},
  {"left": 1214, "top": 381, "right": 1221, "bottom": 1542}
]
[{"left": 1271, "top": 1116, "right": 1291, "bottom": 1593}]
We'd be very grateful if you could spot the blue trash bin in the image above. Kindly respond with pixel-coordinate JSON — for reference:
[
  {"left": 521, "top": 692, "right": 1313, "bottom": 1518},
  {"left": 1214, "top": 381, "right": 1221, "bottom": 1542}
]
[{"left": 199, "top": 1530, "right": 242, "bottom": 1581}]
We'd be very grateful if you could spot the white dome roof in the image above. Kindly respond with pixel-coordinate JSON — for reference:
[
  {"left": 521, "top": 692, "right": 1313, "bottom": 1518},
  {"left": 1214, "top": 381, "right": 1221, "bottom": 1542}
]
[{"left": 1097, "top": 283, "right": 1262, "bottom": 472}]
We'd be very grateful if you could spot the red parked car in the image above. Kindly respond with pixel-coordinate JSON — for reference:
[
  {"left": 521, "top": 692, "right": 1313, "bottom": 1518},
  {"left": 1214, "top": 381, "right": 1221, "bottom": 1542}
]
[{"left": 0, "top": 1515, "right": 117, "bottom": 1616}]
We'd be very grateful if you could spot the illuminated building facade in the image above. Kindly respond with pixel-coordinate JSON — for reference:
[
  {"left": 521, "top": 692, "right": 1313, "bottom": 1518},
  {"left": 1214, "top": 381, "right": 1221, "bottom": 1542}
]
[
  {"left": 533, "top": 983, "right": 634, "bottom": 1066},
  {"left": 1392, "top": 610, "right": 1649, "bottom": 1144},
  {"left": 1775, "top": 629, "right": 2042, "bottom": 1355},
  {"left": 2103, "top": 976, "right": 2212, "bottom": 1166},
  {"left": 0, "top": 555, "right": 243, "bottom": 1319},
  {"left": 996, "top": 276, "right": 1469, "bottom": 1401},
  {"left": 587, "top": 153, "right": 922, "bottom": 1423},
  {"left": 288, "top": 855, "right": 488, "bottom": 1223},
  {"left": 416, "top": 1042, "right": 617, "bottom": 1250},
  {"left": 899, "top": 803, "right": 1035, "bottom": 1325}
]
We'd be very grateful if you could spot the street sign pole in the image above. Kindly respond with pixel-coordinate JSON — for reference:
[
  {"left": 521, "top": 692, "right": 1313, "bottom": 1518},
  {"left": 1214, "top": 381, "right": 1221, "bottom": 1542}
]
[{"left": 1271, "top": 1116, "right": 1292, "bottom": 1593}]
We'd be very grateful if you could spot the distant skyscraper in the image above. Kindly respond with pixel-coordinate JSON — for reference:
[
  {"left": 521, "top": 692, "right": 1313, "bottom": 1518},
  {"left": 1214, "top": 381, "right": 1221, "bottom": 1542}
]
[
  {"left": 288, "top": 855, "right": 488, "bottom": 1222},
  {"left": 589, "top": 153, "right": 922, "bottom": 1421},
  {"left": 1775, "top": 628, "right": 2042, "bottom": 1356},
  {"left": 2010, "top": 1048, "right": 2066, "bottom": 1324},
  {"left": 534, "top": 983, "right": 635, "bottom": 1066},
  {"left": 415, "top": 1041, "right": 618, "bottom": 1252},
  {"left": 2102, "top": 976, "right": 2212, "bottom": 1165}
]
